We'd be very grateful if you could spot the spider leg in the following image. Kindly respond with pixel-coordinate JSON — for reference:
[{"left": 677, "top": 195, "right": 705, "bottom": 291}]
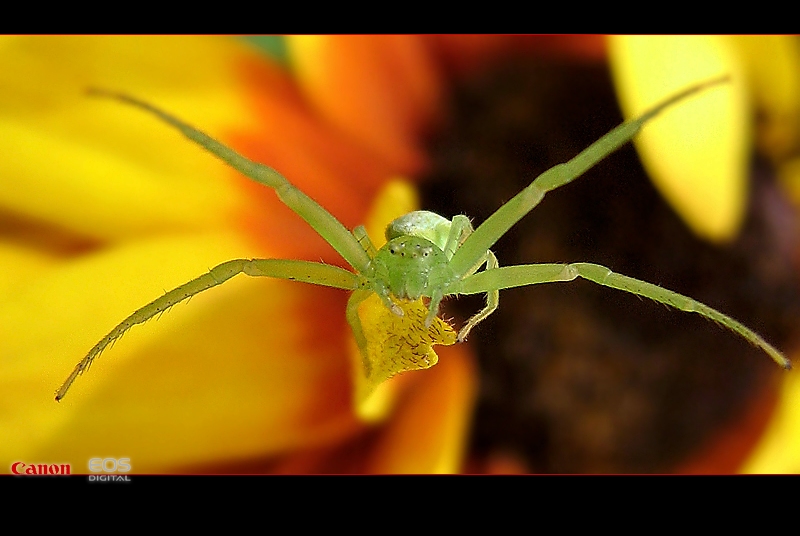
[
  {"left": 353, "top": 225, "right": 378, "bottom": 258},
  {"left": 427, "top": 217, "right": 505, "bottom": 334},
  {"left": 451, "top": 262, "right": 790, "bottom": 369},
  {"left": 456, "top": 250, "right": 499, "bottom": 342},
  {"left": 346, "top": 289, "right": 373, "bottom": 376},
  {"left": 56, "top": 259, "right": 360, "bottom": 401},
  {"left": 422, "top": 215, "right": 475, "bottom": 327},
  {"left": 442, "top": 215, "right": 473, "bottom": 261},
  {"left": 449, "top": 76, "right": 730, "bottom": 279},
  {"left": 87, "top": 89, "right": 371, "bottom": 273}
]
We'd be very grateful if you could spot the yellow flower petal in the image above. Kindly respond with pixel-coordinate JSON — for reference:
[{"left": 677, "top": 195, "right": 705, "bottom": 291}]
[
  {"left": 778, "top": 157, "right": 800, "bottom": 207},
  {"left": 608, "top": 35, "right": 749, "bottom": 242},
  {"left": 1, "top": 232, "right": 358, "bottom": 473},
  {"left": 353, "top": 294, "right": 457, "bottom": 407},
  {"left": 362, "top": 178, "right": 420, "bottom": 247},
  {"left": 0, "top": 241, "right": 58, "bottom": 299},
  {"left": 366, "top": 344, "right": 475, "bottom": 474},
  {"left": 740, "top": 368, "right": 800, "bottom": 473},
  {"left": 0, "top": 36, "right": 260, "bottom": 241},
  {"left": 728, "top": 35, "right": 800, "bottom": 161}
]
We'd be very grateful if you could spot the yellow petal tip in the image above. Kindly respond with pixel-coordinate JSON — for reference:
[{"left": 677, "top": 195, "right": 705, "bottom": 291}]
[{"left": 608, "top": 35, "right": 749, "bottom": 243}]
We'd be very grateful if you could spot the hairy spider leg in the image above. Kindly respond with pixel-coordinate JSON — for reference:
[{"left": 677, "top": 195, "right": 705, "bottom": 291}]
[
  {"left": 353, "top": 225, "right": 378, "bottom": 259},
  {"left": 55, "top": 259, "right": 359, "bottom": 401},
  {"left": 86, "top": 89, "right": 371, "bottom": 274},
  {"left": 450, "top": 262, "right": 791, "bottom": 369},
  {"left": 448, "top": 76, "right": 731, "bottom": 280},
  {"left": 441, "top": 215, "right": 474, "bottom": 261},
  {"left": 425, "top": 214, "right": 502, "bottom": 340},
  {"left": 456, "top": 250, "right": 499, "bottom": 342},
  {"left": 445, "top": 215, "right": 502, "bottom": 341}
]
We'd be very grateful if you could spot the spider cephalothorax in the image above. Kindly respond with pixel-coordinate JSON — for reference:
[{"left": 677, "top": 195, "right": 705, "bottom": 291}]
[{"left": 370, "top": 236, "right": 451, "bottom": 301}]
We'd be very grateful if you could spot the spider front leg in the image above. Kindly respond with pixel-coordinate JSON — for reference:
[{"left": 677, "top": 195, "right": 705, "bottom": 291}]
[
  {"left": 437, "top": 214, "right": 501, "bottom": 341},
  {"left": 56, "top": 259, "right": 359, "bottom": 401},
  {"left": 87, "top": 89, "right": 371, "bottom": 274},
  {"left": 447, "top": 76, "right": 731, "bottom": 280},
  {"left": 456, "top": 250, "right": 499, "bottom": 342},
  {"left": 346, "top": 289, "right": 374, "bottom": 376},
  {"left": 451, "top": 262, "right": 791, "bottom": 369},
  {"left": 353, "top": 225, "right": 378, "bottom": 259},
  {"left": 442, "top": 215, "right": 474, "bottom": 261}
]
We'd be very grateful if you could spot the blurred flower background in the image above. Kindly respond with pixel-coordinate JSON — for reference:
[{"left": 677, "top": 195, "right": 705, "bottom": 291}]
[{"left": 1, "top": 35, "right": 799, "bottom": 474}]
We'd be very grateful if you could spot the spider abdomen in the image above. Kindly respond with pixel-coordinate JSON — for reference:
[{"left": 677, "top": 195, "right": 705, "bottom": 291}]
[{"left": 386, "top": 210, "right": 452, "bottom": 251}]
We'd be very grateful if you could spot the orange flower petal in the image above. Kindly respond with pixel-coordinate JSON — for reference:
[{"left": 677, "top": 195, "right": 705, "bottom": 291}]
[
  {"left": 287, "top": 35, "right": 443, "bottom": 176},
  {"left": 365, "top": 344, "right": 476, "bottom": 474},
  {"left": 428, "top": 35, "right": 607, "bottom": 78}
]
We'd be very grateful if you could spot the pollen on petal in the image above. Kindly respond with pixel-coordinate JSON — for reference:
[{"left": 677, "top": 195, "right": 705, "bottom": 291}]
[{"left": 353, "top": 294, "right": 456, "bottom": 408}]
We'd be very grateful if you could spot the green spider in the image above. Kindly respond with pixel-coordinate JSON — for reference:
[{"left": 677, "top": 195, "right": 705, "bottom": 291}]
[{"left": 55, "top": 76, "right": 791, "bottom": 402}]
